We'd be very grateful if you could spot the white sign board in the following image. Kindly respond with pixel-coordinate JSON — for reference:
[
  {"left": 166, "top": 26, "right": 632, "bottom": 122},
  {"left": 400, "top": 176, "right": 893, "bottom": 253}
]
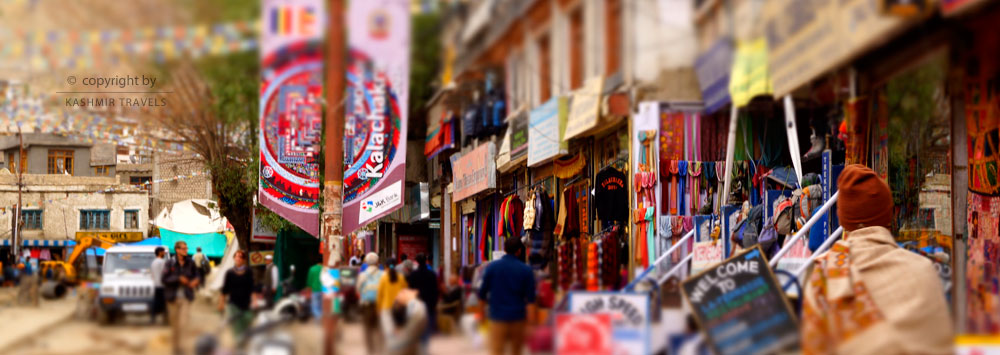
[{"left": 569, "top": 292, "right": 650, "bottom": 355}]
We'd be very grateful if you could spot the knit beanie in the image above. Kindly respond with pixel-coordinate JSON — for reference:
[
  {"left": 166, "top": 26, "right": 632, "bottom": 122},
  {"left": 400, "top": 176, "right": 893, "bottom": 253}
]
[{"left": 837, "top": 164, "right": 893, "bottom": 231}]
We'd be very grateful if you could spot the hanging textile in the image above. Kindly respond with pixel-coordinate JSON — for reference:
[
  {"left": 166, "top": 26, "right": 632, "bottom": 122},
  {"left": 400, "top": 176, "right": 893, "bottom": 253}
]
[
  {"left": 595, "top": 167, "right": 628, "bottom": 224},
  {"left": 553, "top": 154, "right": 586, "bottom": 179}
]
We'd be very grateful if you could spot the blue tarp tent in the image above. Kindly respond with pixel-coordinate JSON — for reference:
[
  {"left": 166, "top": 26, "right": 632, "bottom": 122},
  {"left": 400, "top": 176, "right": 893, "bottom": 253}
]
[
  {"left": 69, "top": 237, "right": 163, "bottom": 257},
  {"left": 158, "top": 229, "right": 227, "bottom": 258}
]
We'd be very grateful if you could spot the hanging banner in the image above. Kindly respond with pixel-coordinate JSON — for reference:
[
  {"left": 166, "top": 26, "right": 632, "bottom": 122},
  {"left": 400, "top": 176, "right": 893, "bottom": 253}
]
[
  {"left": 258, "top": 0, "right": 326, "bottom": 236},
  {"left": 564, "top": 76, "right": 604, "bottom": 140},
  {"left": 528, "top": 97, "right": 568, "bottom": 167},
  {"left": 694, "top": 39, "right": 734, "bottom": 114},
  {"left": 342, "top": 0, "right": 412, "bottom": 235},
  {"left": 728, "top": 38, "right": 771, "bottom": 108}
]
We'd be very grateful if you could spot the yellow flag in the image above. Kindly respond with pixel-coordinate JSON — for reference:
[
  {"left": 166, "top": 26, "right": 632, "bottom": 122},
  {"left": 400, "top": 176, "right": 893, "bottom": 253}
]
[{"left": 728, "top": 38, "right": 772, "bottom": 107}]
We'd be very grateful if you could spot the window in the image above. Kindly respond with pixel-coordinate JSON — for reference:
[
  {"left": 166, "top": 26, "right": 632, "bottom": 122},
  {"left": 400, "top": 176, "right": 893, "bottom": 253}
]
[
  {"left": 124, "top": 210, "right": 139, "bottom": 229},
  {"left": 47, "top": 149, "right": 74, "bottom": 175},
  {"left": 569, "top": 7, "right": 584, "bottom": 89},
  {"left": 538, "top": 34, "right": 551, "bottom": 103},
  {"left": 94, "top": 166, "right": 110, "bottom": 176},
  {"left": 8, "top": 150, "right": 26, "bottom": 173},
  {"left": 79, "top": 210, "right": 110, "bottom": 230},
  {"left": 22, "top": 210, "right": 42, "bottom": 230}
]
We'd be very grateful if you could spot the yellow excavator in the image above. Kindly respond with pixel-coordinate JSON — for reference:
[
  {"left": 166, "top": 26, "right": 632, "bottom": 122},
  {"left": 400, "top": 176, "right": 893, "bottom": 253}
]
[{"left": 40, "top": 235, "right": 118, "bottom": 285}]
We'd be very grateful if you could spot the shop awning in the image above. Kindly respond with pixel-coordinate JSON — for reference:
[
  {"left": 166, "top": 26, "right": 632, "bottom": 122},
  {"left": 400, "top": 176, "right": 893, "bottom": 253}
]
[
  {"left": 424, "top": 110, "right": 456, "bottom": 160},
  {"left": 158, "top": 228, "right": 228, "bottom": 258},
  {"left": 1, "top": 239, "right": 75, "bottom": 247}
]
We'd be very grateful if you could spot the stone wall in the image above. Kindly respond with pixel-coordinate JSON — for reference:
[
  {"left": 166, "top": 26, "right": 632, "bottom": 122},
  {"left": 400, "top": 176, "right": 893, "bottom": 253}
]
[{"left": 151, "top": 152, "right": 212, "bottom": 217}]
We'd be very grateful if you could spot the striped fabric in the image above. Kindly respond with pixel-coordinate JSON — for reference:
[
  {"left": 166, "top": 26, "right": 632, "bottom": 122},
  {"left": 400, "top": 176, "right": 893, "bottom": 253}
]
[{"left": 0, "top": 239, "right": 75, "bottom": 246}]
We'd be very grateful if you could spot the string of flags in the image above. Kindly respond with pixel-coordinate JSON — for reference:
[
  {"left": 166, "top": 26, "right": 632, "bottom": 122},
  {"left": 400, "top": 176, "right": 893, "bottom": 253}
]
[
  {"left": 0, "top": 20, "right": 258, "bottom": 70},
  {"left": 0, "top": 171, "right": 209, "bottom": 214}
]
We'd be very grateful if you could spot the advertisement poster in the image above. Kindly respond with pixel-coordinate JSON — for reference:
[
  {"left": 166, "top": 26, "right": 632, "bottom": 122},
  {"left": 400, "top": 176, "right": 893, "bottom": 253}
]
[
  {"left": 556, "top": 313, "right": 613, "bottom": 355},
  {"left": 451, "top": 142, "right": 497, "bottom": 202},
  {"left": 342, "top": 0, "right": 412, "bottom": 234},
  {"left": 258, "top": 0, "right": 326, "bottom": 236}
]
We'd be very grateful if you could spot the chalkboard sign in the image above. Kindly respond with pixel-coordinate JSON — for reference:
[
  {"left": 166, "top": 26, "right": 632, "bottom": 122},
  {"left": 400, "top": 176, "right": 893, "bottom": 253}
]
[{"left": 681, "top": 246, "right": 799, "bottom": 355}]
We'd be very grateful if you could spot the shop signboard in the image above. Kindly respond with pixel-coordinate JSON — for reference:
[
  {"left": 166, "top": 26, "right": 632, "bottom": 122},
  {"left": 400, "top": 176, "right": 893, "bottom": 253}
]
[
  {"left": 682, "top": 246, "right": 799, "bottom": 355},
  {"left": 555, "top": 313, "right": 613, "bottom": 355},
  {"left": 568, "top": 292, "right": 650, "bottom": 355},
  {"left": 75, "top": 231, "right": 143, "bottom": 243},
  {"left": 249, "top": 250, "right": 274, "bottom": 266},
  {"left": 564, "top": 76, "right": 604, "bottom": 140},
  {"left": 251, "top": 209, "right": 278, "bottom": 244},
  {"left": 528, "top": 97, "right": 569, "bottom": 167},
  {"left": 695, "top": 39, "right": 734, "bottom": 114},
  {"left": 258, "top": 0, "right": 327, "bottom": 236},
  {"left": 691, "top": 241, "right": 724, "bottom": 275},
  {"left": 341, "top": 0, "right": 412, "bottom": 235},
  {"left": 762, "top": 0, "right": 909, "bottom": 97},
  {"left": 451, "top": 142, "right": 497, "bottom": 202},
  {"left": 496, "top": 109, "right": 528, "bottom": 172}
]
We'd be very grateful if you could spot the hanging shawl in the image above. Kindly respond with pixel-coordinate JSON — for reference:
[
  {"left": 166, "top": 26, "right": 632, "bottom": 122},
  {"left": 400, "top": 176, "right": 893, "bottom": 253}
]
[
  {"left": 689, "top": 161, "right": 703, "bottom": 213},
  {"left": 553, "top": 154, "right": 586, "bottom": 179},
  {"left": 677, "top": 161, "right": 688, "bottom": 215}
]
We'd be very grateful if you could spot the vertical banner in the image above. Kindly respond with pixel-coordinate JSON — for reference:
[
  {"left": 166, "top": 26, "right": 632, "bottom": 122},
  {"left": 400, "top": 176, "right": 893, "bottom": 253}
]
[
  {"left": 258, "top": 0, "right": 326, "bottom": 236},
  {"left": 342, "top": 0, "right": 411, "bottom": 235}
]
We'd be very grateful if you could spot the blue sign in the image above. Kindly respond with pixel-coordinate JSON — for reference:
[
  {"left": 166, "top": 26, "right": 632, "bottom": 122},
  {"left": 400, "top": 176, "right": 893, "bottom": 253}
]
[{"left": 694, "top": 39, "right": 734, "bottom": 114}]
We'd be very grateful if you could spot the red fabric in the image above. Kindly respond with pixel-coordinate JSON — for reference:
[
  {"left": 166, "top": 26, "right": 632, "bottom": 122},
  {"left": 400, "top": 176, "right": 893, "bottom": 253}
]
[{"left": 30, "top": 248, "right": 40, "bottom": 259}]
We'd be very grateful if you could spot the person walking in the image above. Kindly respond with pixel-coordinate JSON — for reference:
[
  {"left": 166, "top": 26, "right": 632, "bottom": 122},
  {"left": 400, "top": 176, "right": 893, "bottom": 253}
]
[
  {"left": 378, "top": 257, "right": 409, "bottom": 337},
  {"left": 385, "top": 288, "right": 428, "bottom": 355},
  {"left": 262, "top": 254, "right": 277, "bottom": 307},
  {"left": 307, "top": 261, "right": 324, "bottom": 321},
  {"left": 479, "top": 238, "right": 536, "bottom": 355},
  {"left": 406, "top": 254, "right": 439, "bottom": 353},
  {"left": 802, "top": 164, "right": 953, "bottom": 354},
  {"left": 396, "top": 253, "right": 413, "bottom": 277},
  {"left": 163, "top": 241, "right": 200, "bottom": 355},
  {"left": 192, "top": 247, "right": 208, "bottom": 287},
  {"left": 150, "top": 247, "right": 167, "bottom": 325},
  {"left": 357, "top": 253, "right": 383, "bottom": 354},
  {"left": 219, "top": 250, "right": 257, "bottom": 339}
]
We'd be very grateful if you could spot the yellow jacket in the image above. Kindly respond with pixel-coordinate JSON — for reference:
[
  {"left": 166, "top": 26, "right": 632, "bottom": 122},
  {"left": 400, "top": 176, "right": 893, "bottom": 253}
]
[{"left": 376, "top": 271, "right": 409, "bottom": 312}]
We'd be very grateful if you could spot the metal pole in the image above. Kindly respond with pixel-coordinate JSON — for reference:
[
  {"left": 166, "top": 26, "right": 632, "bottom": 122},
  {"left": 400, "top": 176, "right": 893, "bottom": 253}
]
[
  {"left": 322, "top": 0, "right": 345, "bottom": 353},
  {"left": 793, "top": 226, "right": 843, "bottom": 278},
  {"left": 13, "top": 126, "right": 22, "bottom": 260},
  {"left": 720, "top": 105, "right": 739, "bottom": 211},
  {"left": 769, "top": 191, "right": 839, "bottom": 268}
]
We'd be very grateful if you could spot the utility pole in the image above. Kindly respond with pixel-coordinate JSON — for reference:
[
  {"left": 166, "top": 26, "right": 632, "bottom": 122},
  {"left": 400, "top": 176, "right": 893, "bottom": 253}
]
[
  {"left": 12, "top": 126, "right": 22, "bottom": 261},
  {"left": 322, "top": 0, "right": 345, "bottom": 353}
]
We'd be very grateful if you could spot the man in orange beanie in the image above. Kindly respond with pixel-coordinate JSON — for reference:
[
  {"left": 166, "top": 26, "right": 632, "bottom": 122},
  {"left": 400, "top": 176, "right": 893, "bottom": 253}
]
[{"left": 801, "top": 164, "right": 952, "bottom": 354}]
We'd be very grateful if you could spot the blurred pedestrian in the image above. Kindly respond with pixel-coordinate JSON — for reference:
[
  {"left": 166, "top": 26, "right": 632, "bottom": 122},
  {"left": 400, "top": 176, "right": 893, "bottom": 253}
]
[
  {"left": 150, "top": 247, "right": 167, "bottom": 325},
  {"left": 396, "top": 253, "right": 414, "bottom": 277},
  {"left": 307, "top": 260, "right": 324, "bottom": 321},
  {"left": 262, "top": 254, "right": 277, "bottom": 307},
  {"left": 358, "top": 252, "right": 383, "bottom": 354},
  {"left": 220, "top": 250, "right": 256, "bottom": 339},
  {"left": 164, "top": 241, "right": 200, "bottom": 355},
  {"left": 193, "top": 247, "right": 209, "bottom": 287},
  {"left": 386, "top": 288, "right": 427, "bottom": 355},
  {"left": 406, "top": 254, "right": 439, "bottom": 351},
  {"left": 378, "top": 257, "right": 409, "bottom": 337},
  {"left": 479, "top": 238, "right": 536, "bottom": 355},
  {"left": 349, "top": 253, "right": 361, "bottom": 267},
  {"left": 802, "top": 165, "right": 953, "bottom": 354},
  {"left": 18, "top": 256, "right": 39, "bottom": 307}
]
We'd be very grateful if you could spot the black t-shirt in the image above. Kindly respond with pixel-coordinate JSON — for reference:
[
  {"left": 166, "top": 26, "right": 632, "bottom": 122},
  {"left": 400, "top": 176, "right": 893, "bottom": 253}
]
[
  {"left": 222, "top": 268, "right": 256, "bottom": 310},
  {"left": 595, "top": 167, "right": 628, "bottom": 223}
]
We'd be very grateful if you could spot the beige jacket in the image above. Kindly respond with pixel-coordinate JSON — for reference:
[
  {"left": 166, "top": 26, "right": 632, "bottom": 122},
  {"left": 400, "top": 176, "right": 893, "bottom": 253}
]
[{"left": 802, "top": 226, "right": 953, "bottom": 355}]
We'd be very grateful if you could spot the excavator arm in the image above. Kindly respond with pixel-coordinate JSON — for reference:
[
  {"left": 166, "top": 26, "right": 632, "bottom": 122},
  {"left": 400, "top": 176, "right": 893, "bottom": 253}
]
[{"left": 44, "top": 236, "right": 118, "bottom": 283}]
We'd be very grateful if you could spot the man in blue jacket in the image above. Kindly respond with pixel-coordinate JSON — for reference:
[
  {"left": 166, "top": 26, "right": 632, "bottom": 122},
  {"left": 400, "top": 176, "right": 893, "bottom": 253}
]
[{"left": 478, "top": 237, "right": 536, "bottom": 355}]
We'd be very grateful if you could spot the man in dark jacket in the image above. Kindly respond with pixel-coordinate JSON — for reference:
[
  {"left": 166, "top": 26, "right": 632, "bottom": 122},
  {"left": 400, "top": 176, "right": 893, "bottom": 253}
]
[
  {"left": 406, "top": 253, "right": 439, "bottom": 350},
  {"left": 479, "top": 238, "right": 536, "bottom": 355},
  {"left": 163, "top": 241, "right": 200, "bottom": 355}
]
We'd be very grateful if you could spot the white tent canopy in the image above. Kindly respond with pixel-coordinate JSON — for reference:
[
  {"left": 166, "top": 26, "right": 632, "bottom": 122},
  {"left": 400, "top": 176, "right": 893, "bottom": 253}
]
[{"left": 153, "top": 199, "right": 229, "bottom": 235}]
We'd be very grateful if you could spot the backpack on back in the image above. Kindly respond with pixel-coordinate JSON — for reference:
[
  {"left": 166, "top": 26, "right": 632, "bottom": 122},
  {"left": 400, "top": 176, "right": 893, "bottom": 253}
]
[
  {"left": 741, "top": 205, "right": 765, "bottom": 249},
  {"left": 359, "top": 269, "right": 382, "bottom": 303}
]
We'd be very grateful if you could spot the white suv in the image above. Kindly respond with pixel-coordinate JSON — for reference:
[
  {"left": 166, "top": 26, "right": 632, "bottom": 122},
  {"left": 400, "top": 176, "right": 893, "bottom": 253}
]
[{"left": 97, "top": 245, "right": 158, "bottom": 324}]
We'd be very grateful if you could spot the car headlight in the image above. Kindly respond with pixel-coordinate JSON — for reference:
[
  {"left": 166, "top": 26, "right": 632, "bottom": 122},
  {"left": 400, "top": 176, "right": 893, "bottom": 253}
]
[{"left": 100, "top": 286, "right": 116, "bottom": 295}]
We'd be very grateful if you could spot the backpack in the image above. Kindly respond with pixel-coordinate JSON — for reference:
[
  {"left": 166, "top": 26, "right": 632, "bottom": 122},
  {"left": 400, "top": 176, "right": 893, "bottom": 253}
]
[
  {"left": 758, "top": 216, "right": 781, "bottom": 256},
  {"left": 359, "top": 269, "right": 382, "bottom": 303},
  {"left": 798, "top": 185, "right": 824, "bottom": 226},
  {"left": 741, "top": 205, "right": 765, "bottom": 249},
  {"left": 773, "top": 195, "right": 797, "bottom": 235}
]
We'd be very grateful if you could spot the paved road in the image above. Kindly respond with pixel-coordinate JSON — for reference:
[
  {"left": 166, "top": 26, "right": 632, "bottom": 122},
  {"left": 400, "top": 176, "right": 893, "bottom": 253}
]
[{"left": 1, "top": 292, "right": 488, "bottom": 355}]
